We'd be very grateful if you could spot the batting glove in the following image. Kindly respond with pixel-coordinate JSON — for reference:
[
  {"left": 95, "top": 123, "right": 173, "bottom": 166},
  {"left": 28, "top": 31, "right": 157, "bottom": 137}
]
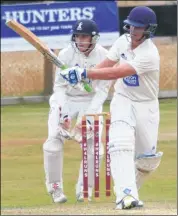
[{"left": 60, "top": 66, "right": 87, "bottom": 85}]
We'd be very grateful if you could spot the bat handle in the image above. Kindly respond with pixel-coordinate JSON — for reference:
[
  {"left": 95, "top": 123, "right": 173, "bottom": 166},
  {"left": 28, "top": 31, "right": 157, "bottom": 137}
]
[
  {"left": 61, "top": 65, "right": 93, "bottom": 93},
  {"left": 83, "top": 82, "right": 92, "bottom": 92},
  {"left": 61, "top": 65, "right": 68, "bottom": 70}
]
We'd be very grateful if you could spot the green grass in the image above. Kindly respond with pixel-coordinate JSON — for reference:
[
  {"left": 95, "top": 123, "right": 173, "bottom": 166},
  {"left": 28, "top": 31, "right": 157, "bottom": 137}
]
[{"left": 1, "top": 99, "right": 177, "bottom": 208}]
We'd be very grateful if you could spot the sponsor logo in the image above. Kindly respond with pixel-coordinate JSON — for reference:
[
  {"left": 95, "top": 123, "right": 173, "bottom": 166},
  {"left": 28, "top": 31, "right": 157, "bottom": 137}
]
[
  {"left": 123, "top": 74, "right": 139, "bottom": 86},
  {"left": 52, "top": 183, "right": 59, "bottom": 190},
  {"left": 123, "top": 188, "right": 131, "bottom": 195},
  {"left": 2, "top": 7, "right": 96, "bottom": 24},
  {"left": 69, "top": 73, "right": 76, "bottom": 80},
  {"left": 77, "top": 22, "right": 83, "bottom": 30}
]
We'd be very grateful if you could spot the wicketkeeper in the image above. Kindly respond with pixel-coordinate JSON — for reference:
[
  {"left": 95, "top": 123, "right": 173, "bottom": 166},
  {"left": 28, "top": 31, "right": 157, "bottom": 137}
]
[{"left": 43, "top": 19, "right": 112, "bottom": 203}]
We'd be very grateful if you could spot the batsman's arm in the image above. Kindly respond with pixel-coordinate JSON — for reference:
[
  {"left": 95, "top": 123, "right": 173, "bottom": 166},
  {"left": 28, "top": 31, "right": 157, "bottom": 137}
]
[
  {"left": 85, "top": 52, "right": 158, "bottom": 80},
  {"left": 88, "top": 36, "right": 133, "bottom": 79},
  {"left": 86, "top": 62, "right": 136, "bottom": 80}
]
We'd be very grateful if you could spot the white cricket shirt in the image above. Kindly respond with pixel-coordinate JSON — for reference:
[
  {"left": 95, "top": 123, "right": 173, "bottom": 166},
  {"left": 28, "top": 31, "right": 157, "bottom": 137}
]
[
  {"left": 107, "top": 34, "right": 160, "bottom": 101},
  {"left": 54, "top": 43, "right": 110, "bottom": 98}
]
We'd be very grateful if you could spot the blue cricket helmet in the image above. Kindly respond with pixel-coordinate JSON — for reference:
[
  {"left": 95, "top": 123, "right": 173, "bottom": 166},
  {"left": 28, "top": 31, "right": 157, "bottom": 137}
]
[{"left": 123, "top": 6, "right": 158, "bottom": 38}]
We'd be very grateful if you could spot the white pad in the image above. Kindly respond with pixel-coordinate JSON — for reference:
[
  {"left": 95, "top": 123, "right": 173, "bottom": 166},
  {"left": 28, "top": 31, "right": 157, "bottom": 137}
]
[
  {"left": 135, "top": 152, "right": 163, "bottom": 190},
  {"left": 110, "top": 151, "right": 139, "bottom": 203},
  {"left": 108, "top": 121, "right": 139, "bottom": 203},
  {"left": 108, "top": 121, "right": 135, "bottom": 154},
  {"left": 48, "top": 94, "right": 71, "bottom": 140},
  {"left": 43, "top": 137, "right": 64, "bottom": 193}
]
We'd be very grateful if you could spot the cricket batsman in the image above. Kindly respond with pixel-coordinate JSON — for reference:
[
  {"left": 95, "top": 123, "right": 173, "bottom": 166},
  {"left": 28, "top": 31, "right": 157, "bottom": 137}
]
[
  {"left": 43, "top": 19, "right": 112, "bottom": 203},
  {"left": 60, "top": 6, "right": 163, "bottom": 209}
]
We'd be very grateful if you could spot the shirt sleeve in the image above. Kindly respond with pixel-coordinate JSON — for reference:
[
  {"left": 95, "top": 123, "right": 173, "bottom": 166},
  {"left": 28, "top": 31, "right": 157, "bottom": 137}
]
[
  {"left": 106, "top": 38, "right": 121, "bottom": 62},
  {"left": 127, "top": 52, "right": 160, "bottom": 75}
]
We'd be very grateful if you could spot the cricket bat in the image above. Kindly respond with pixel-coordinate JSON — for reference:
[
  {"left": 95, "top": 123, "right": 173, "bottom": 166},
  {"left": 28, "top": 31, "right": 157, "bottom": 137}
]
[{"left": 5, "top": 20, "right": 92, "bottom": 92}]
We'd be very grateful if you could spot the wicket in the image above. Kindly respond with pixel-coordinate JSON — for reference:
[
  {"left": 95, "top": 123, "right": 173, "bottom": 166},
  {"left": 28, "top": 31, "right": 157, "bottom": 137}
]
[{"left": 81, "top": 112, "right": 111, "bottom": 199}]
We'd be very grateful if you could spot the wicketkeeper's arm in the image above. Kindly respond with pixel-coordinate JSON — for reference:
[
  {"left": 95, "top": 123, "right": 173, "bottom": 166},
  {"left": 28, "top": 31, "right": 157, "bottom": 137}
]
[{"left": 85, "top": 80, "right": 113, "bottom": 115}]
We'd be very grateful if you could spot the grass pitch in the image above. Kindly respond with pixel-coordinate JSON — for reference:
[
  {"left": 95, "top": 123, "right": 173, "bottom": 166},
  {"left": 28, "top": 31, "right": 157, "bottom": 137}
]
[{"left": 1, "top": 99, "right": 177, "bottom": 214}]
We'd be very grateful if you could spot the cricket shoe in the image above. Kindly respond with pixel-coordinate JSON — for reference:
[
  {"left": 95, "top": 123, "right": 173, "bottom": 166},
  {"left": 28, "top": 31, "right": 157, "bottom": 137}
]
[
  {"left": 116, "top": 195, "right": 143, "bottom": 210},
  {"left": 76, "top": 192, "right": 92, "bottom": 202},
  {"left": 49, "top": 183, "right": 67, "bottom": 203},
  {"left": 76, "top": 185, "right": 92, "bottom": 202}
]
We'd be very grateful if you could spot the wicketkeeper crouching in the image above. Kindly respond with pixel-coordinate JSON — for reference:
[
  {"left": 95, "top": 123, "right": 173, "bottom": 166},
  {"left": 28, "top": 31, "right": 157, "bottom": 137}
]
[{"left": 43, "top": 19, "right": 112, "bottom": 203}]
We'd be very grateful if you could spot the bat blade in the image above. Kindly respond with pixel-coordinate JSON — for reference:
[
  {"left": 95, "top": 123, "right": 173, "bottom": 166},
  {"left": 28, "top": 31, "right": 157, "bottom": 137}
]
[
  {"left": 5, "top": 20, "right": 65, "bottom": 68},
  {"left": 5, "top": 20, "right": 92, "bottom": 92}
]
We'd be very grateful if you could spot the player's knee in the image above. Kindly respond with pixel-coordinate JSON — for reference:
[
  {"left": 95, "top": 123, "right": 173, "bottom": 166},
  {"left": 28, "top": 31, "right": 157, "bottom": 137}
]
[
  {"left": 108, "top": 120, "right": 135, "bottom": 154},
  {"left": 135, "top": 151, "right": 163, "bottom": 174},
  {"left": 43, "top": 137, "right": 64, "bottom": 152}
]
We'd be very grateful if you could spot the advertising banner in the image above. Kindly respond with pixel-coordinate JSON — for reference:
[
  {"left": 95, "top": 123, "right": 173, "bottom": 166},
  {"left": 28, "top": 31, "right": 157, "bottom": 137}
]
[{"left": 1, "top": 1, "right": 119, "bottom": 51}]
